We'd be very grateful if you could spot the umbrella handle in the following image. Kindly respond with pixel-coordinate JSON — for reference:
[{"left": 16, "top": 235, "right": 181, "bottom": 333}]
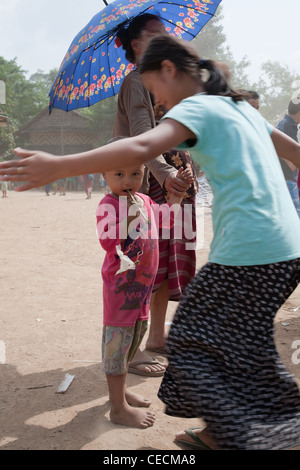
[{"left": 103, "top": 0, "right": 108, "bottom": 5}]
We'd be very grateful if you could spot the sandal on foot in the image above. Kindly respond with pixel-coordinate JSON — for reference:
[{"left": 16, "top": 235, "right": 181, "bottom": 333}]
[
  {"left": 175, "top": 427, "right": 211, "bottom": 450},
  {"left": 128, "top": 358, "right": 166, "bottom": 377}
]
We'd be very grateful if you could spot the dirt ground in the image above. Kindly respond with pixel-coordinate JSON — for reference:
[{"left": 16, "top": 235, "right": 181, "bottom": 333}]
[{"left": 1, "top": 188, "right": 300, "bottom": 451}]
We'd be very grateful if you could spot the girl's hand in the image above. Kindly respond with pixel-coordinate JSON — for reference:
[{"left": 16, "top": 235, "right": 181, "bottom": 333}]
[{"left": 0, "top": 148, "right": 62, "bottom": 191}]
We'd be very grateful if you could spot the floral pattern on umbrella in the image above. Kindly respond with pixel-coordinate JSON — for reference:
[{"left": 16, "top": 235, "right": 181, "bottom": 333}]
[{"left": 49, "top": 0, "right": 222, "bottom": 112}]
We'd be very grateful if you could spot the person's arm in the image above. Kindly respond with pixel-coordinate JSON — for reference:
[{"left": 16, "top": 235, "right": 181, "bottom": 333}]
[
  {"left": 145, "top": 156, "right": 176, "bottom": 186},
  {"left": 121, "top": 72, "right": 181, "bottom": 191},
  {"left": 0, "top": 119, "right": 194, "bottom": 191},
  {"left": 281, "top": 158, "right": 297, "bottom": 172},
  {"left": 271, "top": 128, "right": 300, "bottom": 168}
]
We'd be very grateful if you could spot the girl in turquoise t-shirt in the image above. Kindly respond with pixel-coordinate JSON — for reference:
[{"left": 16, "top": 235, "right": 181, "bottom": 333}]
[{"left": 1, "top": 34, "right": 300, "bottom": 450}]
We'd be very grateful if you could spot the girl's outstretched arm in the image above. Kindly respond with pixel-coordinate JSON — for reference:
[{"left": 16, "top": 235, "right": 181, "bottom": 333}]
[
  {"left": 0, "top": 119, "right": 194, "bottom": 191},
  {"left": 271, "top": 128, "right": 300, "bottom": 168}
]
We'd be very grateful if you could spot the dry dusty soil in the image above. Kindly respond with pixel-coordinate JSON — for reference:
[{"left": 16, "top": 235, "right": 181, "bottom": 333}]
[{"left": 1, "top": 189, "right": 300, "bottom": 455}]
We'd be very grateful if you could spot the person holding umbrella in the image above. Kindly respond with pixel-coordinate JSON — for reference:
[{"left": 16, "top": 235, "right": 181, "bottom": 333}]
[
  {"left": 113, "top": 13, "right": 195, "bottom": 377},
  {"left": 47, "top": 2, "right": 222, "bottom": 377}
]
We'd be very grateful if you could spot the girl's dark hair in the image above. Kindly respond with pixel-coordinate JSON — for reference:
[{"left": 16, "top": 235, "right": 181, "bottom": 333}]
[
  {"left": 116, "top": 13, "right": 161, "bottom": 63},
  {"left": 139, "top": 35, "right": 247, "bottom": 102}
]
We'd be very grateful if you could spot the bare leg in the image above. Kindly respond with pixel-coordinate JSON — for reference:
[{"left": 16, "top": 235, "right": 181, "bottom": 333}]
[
  {"left": 146, "top": 279, "right": 169, "bottom": 350},
  {"left": 107, "top": 373, "right": 155, "bottom": 428},
  {"left": 127, "top": 287, "right": 168, "bottom": 375}
]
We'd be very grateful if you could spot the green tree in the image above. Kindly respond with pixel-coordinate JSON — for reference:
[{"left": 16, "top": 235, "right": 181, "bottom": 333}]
[
  {"left": 191, "top": 6, "right": 299, "bottom": 122},
  {"left": 0, "top": 58, "right": 58, "bottom": 159},
  {"left": 0, "top": 121, "right": 15, "bottom": 158},
  {"left": 192, "top": 8, "right": 227, "bottom": 59},
  {"left": 252, "top": 61, "right": 300, "bottom": 122},
  {"left": 80, "top": 95, "right": 118, "bottom": 147},
  {"left": 0, "top": 58, "right": 35, "bottom": 127},
  {"left": 29, "top": 68, "right": 58, "bottom": 110},
  {"left": 0, "top": 59, "right": 33, "bottom": 157},
  {"left": 192, "top": 6, "right": 252, "bottom": 90}
]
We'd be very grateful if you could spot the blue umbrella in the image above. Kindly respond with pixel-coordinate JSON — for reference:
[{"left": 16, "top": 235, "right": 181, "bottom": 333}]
[{"left": 49, "top": 0, "right": 222, "bottom": 112}]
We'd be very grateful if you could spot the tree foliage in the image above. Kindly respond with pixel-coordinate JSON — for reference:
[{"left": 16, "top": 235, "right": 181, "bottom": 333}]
[
  {"left": 252, "top": 61, "right": 299, "bottom": 122},
  {"left": 0, "top": 6, "right": 299, "bottom": 159},
  {"left": 79, "top": 96, "right": 118, "bottom": 147},
  {"left": 0, "top": 57, "right": 58, "bottom": 158},
  {"left": 191, "top": 6, "right": 299, "bottom": 120},
  {"left": 192, "top": 7, "right": 252, "bottom": 90}
]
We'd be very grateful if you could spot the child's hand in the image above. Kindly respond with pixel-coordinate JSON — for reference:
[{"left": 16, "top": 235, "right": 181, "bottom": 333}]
[
  {"left": 166, "top": 167, "right": 195, "bottom": 205},
  {"left": 177, "top": 166, "right": 194, "bottom": 186},
  {"left": 164, "top": 167, "right": 194, "bottom": 197}
]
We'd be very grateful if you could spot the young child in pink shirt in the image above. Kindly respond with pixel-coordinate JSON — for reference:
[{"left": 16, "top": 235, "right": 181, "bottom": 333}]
[{"left": 96, "top": 161, "right": 193, "bottom": 429}]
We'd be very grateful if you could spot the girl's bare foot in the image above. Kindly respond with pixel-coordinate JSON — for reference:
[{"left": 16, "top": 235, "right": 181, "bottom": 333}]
[
  {"left": 110, "top": 403, "right": 155, "bottom": 428},
  {"left": 175, "top": 427, "right": 219, "bottom": 450},
  {"left": 125, "top": 389, "right": 151, "bottom": 407}
]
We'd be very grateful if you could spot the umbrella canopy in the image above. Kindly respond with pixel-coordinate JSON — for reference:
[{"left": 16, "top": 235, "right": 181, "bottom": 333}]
[{"left": 49, "top": 0, "right": 222, "bottom": 112}]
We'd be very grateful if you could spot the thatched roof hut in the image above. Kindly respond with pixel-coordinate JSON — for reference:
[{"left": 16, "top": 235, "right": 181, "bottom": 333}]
[{"left": 16, "top": 107, "right": 98, "bottom": 155}]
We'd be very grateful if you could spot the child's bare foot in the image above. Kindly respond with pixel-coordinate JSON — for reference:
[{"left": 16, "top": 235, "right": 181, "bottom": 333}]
[
  {"left": 125, "top": 390, "right": 151, "bottom": 407},
  {"left": 110, "top": 403, "right": 155, "bottom": 428}
]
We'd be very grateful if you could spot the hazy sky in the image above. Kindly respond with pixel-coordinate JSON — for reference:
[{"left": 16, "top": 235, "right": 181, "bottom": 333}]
[{"left": 0, "top": 0, "right": 299, "bottom": 82}]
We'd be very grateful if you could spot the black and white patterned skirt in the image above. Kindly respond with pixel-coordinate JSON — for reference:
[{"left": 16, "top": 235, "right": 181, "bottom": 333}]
[{"left": 158, "top": 259, "right": 300, "bottom": 450}]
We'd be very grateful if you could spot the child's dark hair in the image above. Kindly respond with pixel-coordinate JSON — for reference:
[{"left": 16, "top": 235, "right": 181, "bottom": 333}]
[
  {"left": 139, "top": 35, "right": 246, "bottom": 102},
  {"left": 116, "top": 13, "right": 161, "bottom": 63}
]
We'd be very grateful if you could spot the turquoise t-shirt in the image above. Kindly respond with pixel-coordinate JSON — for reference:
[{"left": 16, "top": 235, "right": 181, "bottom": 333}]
[{"left": 162, "top": 94, "right": 300, "bottom": 266}]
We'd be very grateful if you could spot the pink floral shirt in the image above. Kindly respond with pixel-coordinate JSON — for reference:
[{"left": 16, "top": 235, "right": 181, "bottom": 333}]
[{"left": 96, "top": 193, "right": 174, "bottom": 327}]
